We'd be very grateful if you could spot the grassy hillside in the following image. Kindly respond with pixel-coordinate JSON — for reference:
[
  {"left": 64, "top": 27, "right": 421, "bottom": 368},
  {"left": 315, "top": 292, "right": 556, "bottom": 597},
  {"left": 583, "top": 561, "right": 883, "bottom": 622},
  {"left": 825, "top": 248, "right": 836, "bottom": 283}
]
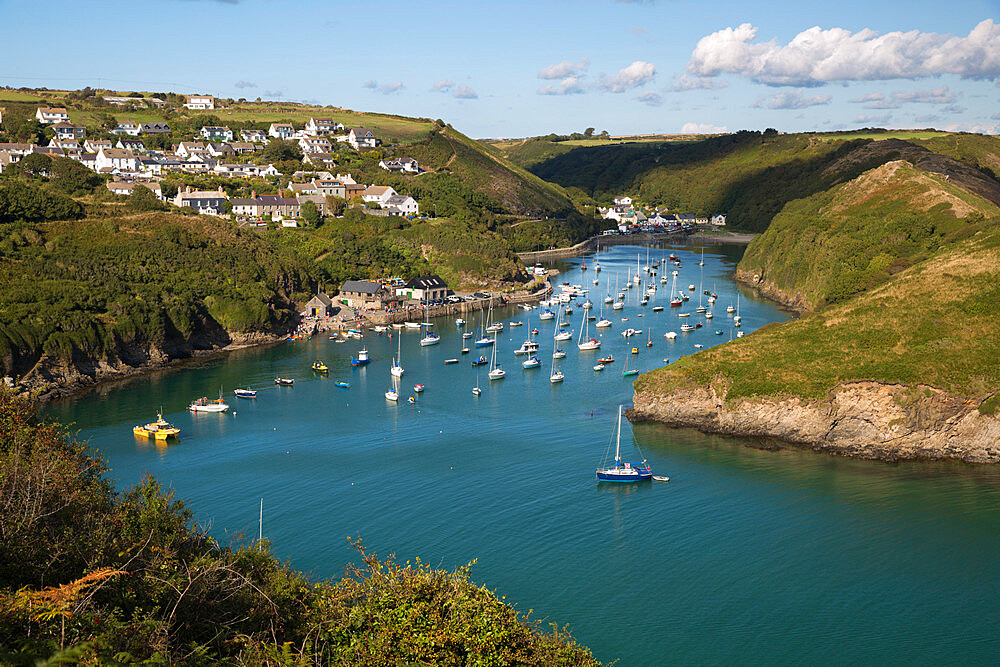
[
  {"left": 738, "top": 160, "right": 1000, "bottom": 310},
  {"left": 525, "top": 130, "right": 1000, "bottom": 233},
  {"left": 0, "top": 209, "right": 320, "bottom": 382},
  {"left": 0, "top": 391, "right": 600, "bottom": 665},
  {"left": 636, "top": 219, "right": 1000, "bottom": 405}
]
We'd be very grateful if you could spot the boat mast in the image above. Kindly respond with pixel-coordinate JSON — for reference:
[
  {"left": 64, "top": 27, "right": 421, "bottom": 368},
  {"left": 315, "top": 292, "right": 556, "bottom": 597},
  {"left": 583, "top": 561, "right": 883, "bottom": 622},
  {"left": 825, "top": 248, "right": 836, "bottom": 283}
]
[
  {"left": 258, "top": 498, "right": 263, "bottom": 550},
  {"left": 615, "top": 406, "right": 622, "bottom": 465}
]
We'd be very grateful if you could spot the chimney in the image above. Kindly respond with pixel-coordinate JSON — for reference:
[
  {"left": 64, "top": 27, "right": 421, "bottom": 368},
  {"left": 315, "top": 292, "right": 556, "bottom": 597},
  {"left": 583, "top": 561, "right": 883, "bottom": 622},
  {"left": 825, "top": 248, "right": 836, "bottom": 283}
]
[{"left": 251, "top": 189, "right": 257, "bottom": 199}]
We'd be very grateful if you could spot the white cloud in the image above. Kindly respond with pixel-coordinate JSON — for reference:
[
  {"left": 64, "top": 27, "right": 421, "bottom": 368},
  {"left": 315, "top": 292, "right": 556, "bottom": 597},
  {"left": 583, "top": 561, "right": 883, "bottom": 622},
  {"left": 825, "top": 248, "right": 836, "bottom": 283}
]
[
  {"left": 364, "top": 80, "right": 403, "bottom": 95},
  {"left": 262, "top": 89, "right": 283, "bottom": 98},
  {"left": 854, "top": 113, "right": 893, "bottom": 124},
  {"left": 234, "top": 80, "right": 256, "bottom": 89},
  {"left": 892, "top": 85, "right": 955, "bottom": 104},
  {"left": 680, "top": 122, "right": 728, "bottom": 134},
  {"left": 943, "top": 121, "right": 999, "bottom": 134},
  {"left": 848, "top": 92, "right": 884, "bottom": 103},
  {"left": 600, "top": 60, "right": 656, "bottom": 92},
  {"left": 538, "top": 76, "right": 585, "bottom": 95},
  {"left": 914, "top": 114, "right": 941, "bottom": 123},
  {"left": 452, "top": 85, "right": 478, "bottom": 99},
  {"left": 940, "top": 104, "right": 966, "bottom": 114},
  {"left": 431, "top": 80, "right": 454, "bottom": 92},
  {"left": 671, "top": 74, "right": 728, "bottom": 91},
  {"left": 538, "top": 58, "right": 590, "bottom": 80},
  {"left": 687, "top": 19, "right": 1000, "bottom": 86},
  {"left": 635, "top": 92, "right": 663, "bottom": 107},
  {"left": 758, "top": 90, "right": 832, "bottom": 109}
]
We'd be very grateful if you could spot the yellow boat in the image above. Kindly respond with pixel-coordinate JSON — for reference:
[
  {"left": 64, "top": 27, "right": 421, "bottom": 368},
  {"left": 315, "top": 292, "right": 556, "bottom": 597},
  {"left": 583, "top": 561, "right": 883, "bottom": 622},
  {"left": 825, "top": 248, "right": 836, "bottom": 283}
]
[
  {"left": 312, "top": 361, "right": 329, "bottom": 373},
  {"left": 133, "top": 414, "right": 180, "bottom": 441}
]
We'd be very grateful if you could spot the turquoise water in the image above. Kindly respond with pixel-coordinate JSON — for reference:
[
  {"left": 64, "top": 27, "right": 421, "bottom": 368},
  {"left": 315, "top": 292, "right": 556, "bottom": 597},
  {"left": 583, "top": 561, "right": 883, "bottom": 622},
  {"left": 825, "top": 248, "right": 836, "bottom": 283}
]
[{"left": 45, "top": 244, "right": 1000, "bottom": 664}]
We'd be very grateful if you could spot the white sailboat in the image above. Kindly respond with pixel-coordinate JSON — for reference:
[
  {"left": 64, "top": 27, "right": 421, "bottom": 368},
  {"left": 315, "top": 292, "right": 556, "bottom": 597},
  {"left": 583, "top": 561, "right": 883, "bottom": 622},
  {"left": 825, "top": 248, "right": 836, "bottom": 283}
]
[
  {"left": 390, "top": 334, "right": 404, "bottom": 377},
  {"left": 385, "top": 374, "right": 399, "bottom": 401},
  {"left": 695, "top": 261, "right": 707, "bottom": 313},
  {"left": 554, "top": 305, "right": 573, "bottom": 341},
  {"left": 549, "top": 344, "right": 564, "bottom": 383},
  {"left": 733, "top": 292, "right": 742, "bottom": 326},
  {"left": 596, "top": 406, "right": 652, "bottom": 482},
  {"left": 577, "top": 307, "right": 601, "bottom": 350},
  {"left": 612, "top": 273, "right": 624, "bottom": 310},
  {"left": 419, "top": 306, "right": 440, "bottom": 345},
  {"left": 595, "top": 294, "right": 612, "bottom": 328},
  {"left": 488, "top": 337, "right": 505, "bottom": 380},
  {"left": 594, "top": 244, "right": 601, "bottom": 273},
  {"left": 472, "top": 373, "right": 482, "bottom": 396},
  {"left": 633, "top": 253, "right": 641, "bottom": 284}
]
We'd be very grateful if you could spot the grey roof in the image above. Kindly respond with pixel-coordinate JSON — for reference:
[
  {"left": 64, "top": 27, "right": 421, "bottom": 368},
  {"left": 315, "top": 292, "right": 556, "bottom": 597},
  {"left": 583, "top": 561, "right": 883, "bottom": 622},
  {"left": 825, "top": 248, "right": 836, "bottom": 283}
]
[
  {"left": 405, "top": 275, "right": 447, "bottom": 290},
  {"left": 341, "top": 280, "right": 381, "bottom": 294},
  {"left": 307, "top": 292, "right": 333, "bottom": 307}
]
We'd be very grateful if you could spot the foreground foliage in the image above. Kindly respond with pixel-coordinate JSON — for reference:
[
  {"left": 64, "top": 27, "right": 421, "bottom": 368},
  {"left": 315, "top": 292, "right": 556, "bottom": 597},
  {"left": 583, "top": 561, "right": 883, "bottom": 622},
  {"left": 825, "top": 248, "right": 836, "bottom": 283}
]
[{"left": 0, "top": 391, "right": 601, "bottom": 665}]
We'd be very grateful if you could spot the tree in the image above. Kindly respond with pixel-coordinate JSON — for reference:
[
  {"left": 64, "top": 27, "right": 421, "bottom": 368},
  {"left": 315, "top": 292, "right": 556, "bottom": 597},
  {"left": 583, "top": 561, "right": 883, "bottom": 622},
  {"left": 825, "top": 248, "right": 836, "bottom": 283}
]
[
  {"left": 49, "top": 157, "right": 103, "bottom": 195},
  {"left": 584, "top": 127, "right": 595, "bottom": 138},
  {"left": 0, "top": 113, "right": 45, "bottom": 144},
  {"left": 260, "top": 139, "right": 303, "bottom": 162},
  {"left": 325, "top": 196, "right": 346, "bottom": 217},
  {"left": 300, "top": 200, "right": 322, "bottom": 226},
  {"left": 16, "top": 153, "right": 52, "bottom": 178},
  {"left": 125, "top": 185, "right": 165, "bottom": 212}
]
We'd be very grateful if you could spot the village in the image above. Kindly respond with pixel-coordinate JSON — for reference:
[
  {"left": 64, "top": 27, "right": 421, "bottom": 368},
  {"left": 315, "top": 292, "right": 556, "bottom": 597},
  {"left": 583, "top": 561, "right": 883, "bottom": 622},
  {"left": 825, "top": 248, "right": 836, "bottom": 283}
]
[
  {"left": 0, "top": 95, "right": 422, "bottom": 225},
  {"left": 598, "top": 195, "right": 726, "bottom": 234}
]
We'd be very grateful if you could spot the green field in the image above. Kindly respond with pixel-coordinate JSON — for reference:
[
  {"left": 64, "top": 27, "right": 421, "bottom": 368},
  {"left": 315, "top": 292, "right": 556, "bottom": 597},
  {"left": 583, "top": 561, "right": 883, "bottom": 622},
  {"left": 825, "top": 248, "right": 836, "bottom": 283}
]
[{"left": 816, "top": 130, "right": 950, "bottom": 142}]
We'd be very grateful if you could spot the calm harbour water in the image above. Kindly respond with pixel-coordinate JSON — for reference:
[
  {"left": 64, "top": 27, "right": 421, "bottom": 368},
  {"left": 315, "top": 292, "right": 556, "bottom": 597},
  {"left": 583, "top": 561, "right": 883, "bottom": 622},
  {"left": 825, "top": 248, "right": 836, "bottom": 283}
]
[{"left": 45, "top": 243, "right": 1000, "bottom": 664}]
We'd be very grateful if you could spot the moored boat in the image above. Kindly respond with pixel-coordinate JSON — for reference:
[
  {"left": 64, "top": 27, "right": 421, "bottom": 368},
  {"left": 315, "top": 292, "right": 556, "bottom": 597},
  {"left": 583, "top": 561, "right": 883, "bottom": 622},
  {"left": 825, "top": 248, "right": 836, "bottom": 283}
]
[
  {"left": 274, "top": 377, "right": 294, "bottom": 385},
  {"left": 133, "top": 413, "right": 180, "bottom": 440},
  {"left": 234, "top": 388, "right": 257, "bottom": 398},
  {"left": 596, "top": 406, "right": 652, "bottom": 482}
]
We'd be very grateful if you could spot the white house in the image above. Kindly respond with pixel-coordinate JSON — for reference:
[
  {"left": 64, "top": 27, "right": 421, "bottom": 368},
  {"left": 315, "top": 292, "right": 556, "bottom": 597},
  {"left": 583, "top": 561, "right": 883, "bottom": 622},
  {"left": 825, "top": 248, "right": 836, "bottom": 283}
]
[
  {"left": 229, "top": 142, "right": 256, "bottom": 155},
  {"left": 35, "top": 107, "right": 69, "bottom": 124},
  {"left": 305, "top": 118, "right": 344, "bottom": 136},
  {"left": 362, "top": 185, "right": 398, "bottom": 205},
  {"left": 111, "top": 121, "right": 142, "bottom": 136},
  {"left": 116, "top": 138, "right": 145, "bottom": 152},
  {"left": 379, "top": 157, "right": 419, "bottom": 173},
  {"left": 710, "top": 214, "right": 727, "bottom": 226},
  {"left": 347, "top": 127, "right": 377, "bottom": 149},
  {"left": 268, "top": 123, "right": 295, "bottom": 139},
  {"left": 384, "top": 194, "right": 419, "bottom": 216},
  {"left": 107, "top": 180, "right": 163, "bottom": 200},
  {"left": 175, "top": 142, "right": 206, "bottom": 157},
  {"left": 52, "top": 122, "right": 86, "bottom": 140},
  {"left": 240, "top": 129, "right": 267, "bottom": 143},
  {"left": 184, "top": 95, "right": 215, "bottom": 110},
  {"left": 298, "top": 137, "right": 332, "bottom": 154},
  {"left": 173, "top": 186, "right": 229, "bottom": 215},
  {"left": 84, "top": 139, "right": 112, "bottom": 153},
  {"left": 200, "top": 126, "right": 234, "bottom": 142},
  {"left": 613, "top": 196, "right": 632, "bottom": 207},
  {"left": 95, "top": 148, "right": 138, "bottom": 172}
]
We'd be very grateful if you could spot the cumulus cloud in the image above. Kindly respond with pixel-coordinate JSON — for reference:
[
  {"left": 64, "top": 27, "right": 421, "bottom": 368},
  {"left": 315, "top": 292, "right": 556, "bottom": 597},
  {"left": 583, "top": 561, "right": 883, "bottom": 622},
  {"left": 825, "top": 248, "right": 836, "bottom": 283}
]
[
  {"left": 635, "top": 92, "right": 663, "bottom": 107},
  {"left": 687, "top": 19, "right": 1000, "bottom": 86},
  {"left": 364, "top": 80, "right": 403, "bottom": 94},
  {"left": 854, "top": 113, "right": 892, "bottom": 125},
  {"left": 538, "top": 76, "right": 585, "bottom": 95},
  {"left": 234, "top": 80, "right": 256, "bottom": 89},
  {"left": 451, "top": 85, "right": 478, "bottom": 99},
  {"left": 431, "top": 80, "right": 454, "bottom": 92},
  {"left": 940, "top": 104, "right": 966, "bottom": 114},
  {"left": 848, "top": 92, "right": 884, "bottom": 103},
  {"left": 672, "top": 74, "right": 728, "bottom": 91},
  {"left": 757, "top": 90, "right": 831, "bottom": 109},
  {"left": 538, "top": 57, "right": 590, "bottom": 80},
  {"left": 680, "top": 122, "right": 728, "bottom": 134},
  {"left": 262, "top": 89, "right": 283, "bottom": 98},
  {"left": 599, "top": 60, "right": 656, "bottom": 92},
  {"left": 943, "top": 121, "right": 1000, "bottom": 134}
]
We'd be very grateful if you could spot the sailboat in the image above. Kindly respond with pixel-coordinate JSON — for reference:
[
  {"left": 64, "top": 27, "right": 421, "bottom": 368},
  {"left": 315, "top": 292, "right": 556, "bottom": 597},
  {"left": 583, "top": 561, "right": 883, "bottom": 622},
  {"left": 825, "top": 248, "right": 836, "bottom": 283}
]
[
  {"left": 633, "top": 253, "right": 641, "bottom": 284},
  {"left": 698, "top": 247, "right": 705, "bottom": 266},
  {"left": 670, "top": 273, "right": 682, "bottom": 307},
  {"left": 577, "top": 307, "right": 601, "bottom": 350},
  {"left": 733, "top": 292, "right": 742, "bottom": 326},
  {"left": 472, "top": 373, "right": 482, "bottom": 396},
  {"left": 488, "top": 337, "right": 505, "bottom": 380},
  {"left": 612, "top": 273, "right": 624, "bottom": 311},
  {"left": 554, "top": 305, "right": 573, "bottom": 341},
  {"left": 593, "top": 244, "right": 601, "bottom": 273},
  {"left": 595, "top": 295, "right": 612, "bottom": 328},
  {"left": 622, "top": 353, "right": 639, "bottom": 376},
  {"left": 485, "top": 298, "right": 503, "bottom": 333},
  {"left": 695, "top": 261, "right": 707, "bottom": 313},
  {"left": 475, "top": 304, "right": 494, "bottom": 347},
  {"left": 419, "top": 306, "right": 440, "bottom": 346},
  {"left": 549, "top": 346, "right": 564, "bottom": 383},
  {"left": 646, "top": 327, "right": 653, "bottom": 347},
  {"left": 391, "top": 334, "right": 404, "bottom": 377},
  {"left": 596, "top": 406, "right": 652, "bottom": 482},
  {"left": 385, "top": 374, "right": 399, "bottom": 402},
  {"left": 643, "top": 247, "right": 650, "bottom": 273}
]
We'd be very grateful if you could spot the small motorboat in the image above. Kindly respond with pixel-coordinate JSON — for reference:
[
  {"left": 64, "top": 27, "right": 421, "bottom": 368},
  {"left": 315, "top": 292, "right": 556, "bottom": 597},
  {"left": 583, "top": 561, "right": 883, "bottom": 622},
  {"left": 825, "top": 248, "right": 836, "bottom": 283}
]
[
  {"left": 598, "top": 355, "right": 615, "bottom": 363},
  {"left": 531, "top": 328, "right": 539, "bottom": 336},
  {"left": 456, "top": 318, "right": 466, "bottom": 326},
  {"left": 694, "top": 344, "right": 704, "bottom": 349},
  {"left": 652, "top": 306, "right": 664, "bottom": 312},
  {"left": 234, "top": 388, "right": 257, "bottom": 398},
  {"left": 188, "top": 395, "right": 230, "bottom": 413},
  {"left": 463, "top": 331, "right": 474, "bottom": 339},
  {"left": 405, "top": 322, "right": 421, "bottom": 329},
  {"left": 133, "top": 413, "right": 180, "bottom": 441},
  {"left": 335, "top": 381, "right": 350, "bottom": 388},
  {"left": 275, "top": 377, "right": 294, "bottom": 385},
  {"left": 664, "top": 331, "right": 677, "bottom": 339},
  {"left": 678, "top": 312, "right": 691, "bottom": 318},
  {"left": 461, "top": 347, "right": 470, "bottom": 354},
  {"left": 351, "top": 349, "right": 370, "bottom": 366},
  {"left": 715, "top": 330, "right": 724, "bottom": 335},
  {"left": 312, "top": 361, "right": 329, "bottom": 373},
  {"left": 593, "top": 364, "right": 605, "bottom": 371},
  {"left": 445, "top": 358, "right": 459, "bottom": 364},
  {"left": 553, "top": 349, "right": 567, "bottom": 359},
  {"left": 737, "top": 330, "right": 745, "bottom": 338},
  {"left": 631, "top": 347, "right": 639, "bottom": 354},
  {"left": 414, "top": 384, "right": 425, "bottom": 393},
  {"left": 472, "top": 355, "right": 488, "bottom": 366},
  {"left": 510, "top": 321, "right": 524, "bottom": 327}
]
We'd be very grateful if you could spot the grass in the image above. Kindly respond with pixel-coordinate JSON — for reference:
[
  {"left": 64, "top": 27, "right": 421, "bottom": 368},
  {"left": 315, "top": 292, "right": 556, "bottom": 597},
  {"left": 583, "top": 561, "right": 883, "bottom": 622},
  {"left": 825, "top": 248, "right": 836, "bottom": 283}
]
[
  {"left": 817, "top": 130, "right": 951, "bottom": 141},
  {"left": 637, "top": 222, "right": 1000, "bottom": 404},
  {"left": 738, "top": 160, "right": 1000, "bottom": 310}
]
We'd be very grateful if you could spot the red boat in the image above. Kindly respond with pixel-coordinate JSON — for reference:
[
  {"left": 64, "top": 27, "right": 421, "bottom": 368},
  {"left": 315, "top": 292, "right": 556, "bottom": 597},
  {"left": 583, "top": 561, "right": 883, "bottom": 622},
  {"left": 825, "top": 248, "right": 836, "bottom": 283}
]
[
  {"left": 598, "top": 355, "right": 615, "bottom": 363},
  {"left": 669, "top": 253, "right": 678, "bottom": 261},
  {"left": 670, "top": 298, "right": 683, "bottom": 307}
]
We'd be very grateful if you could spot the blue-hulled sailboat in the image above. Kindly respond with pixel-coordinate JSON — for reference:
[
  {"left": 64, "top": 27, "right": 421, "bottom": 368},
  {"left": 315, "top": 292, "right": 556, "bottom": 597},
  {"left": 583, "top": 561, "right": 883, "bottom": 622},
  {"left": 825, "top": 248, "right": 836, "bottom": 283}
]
[{"left": 596, "top": 406, "right": 652, "bottom": 482}]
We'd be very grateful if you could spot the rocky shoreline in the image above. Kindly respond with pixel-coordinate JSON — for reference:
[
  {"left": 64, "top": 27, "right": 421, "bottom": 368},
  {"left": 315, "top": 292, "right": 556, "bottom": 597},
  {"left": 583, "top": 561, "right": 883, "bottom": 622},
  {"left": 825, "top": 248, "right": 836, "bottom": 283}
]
[
  {"left": 629, "top": 381, "right": 1000, "bottom": 464},
  {"left": 10, "top": 330, "right": 288, "bottom": 405}
]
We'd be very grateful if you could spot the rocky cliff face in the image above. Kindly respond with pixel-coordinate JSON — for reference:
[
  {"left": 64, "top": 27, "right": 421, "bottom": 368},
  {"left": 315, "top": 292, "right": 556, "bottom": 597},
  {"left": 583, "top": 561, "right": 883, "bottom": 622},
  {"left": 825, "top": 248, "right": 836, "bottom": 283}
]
[
  {"left": 11, "top": 329, "right": 284, "bottom": 403},
  {"left": 630, "top": 381, "right": 1000, "bottom": 463}
]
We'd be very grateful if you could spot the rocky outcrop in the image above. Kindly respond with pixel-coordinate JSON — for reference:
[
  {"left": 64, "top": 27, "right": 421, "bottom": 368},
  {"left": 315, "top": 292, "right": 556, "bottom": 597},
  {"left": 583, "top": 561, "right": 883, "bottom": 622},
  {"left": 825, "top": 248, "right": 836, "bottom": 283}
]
[
  {"left": 630, "top": 381, "right": 1000, "bottom": 463},
  {"left": 733, "top": 268, "right": 811, "bottom": 312},
  {"left": 14, "top": 329, "right": 286, "bottom": 403}
]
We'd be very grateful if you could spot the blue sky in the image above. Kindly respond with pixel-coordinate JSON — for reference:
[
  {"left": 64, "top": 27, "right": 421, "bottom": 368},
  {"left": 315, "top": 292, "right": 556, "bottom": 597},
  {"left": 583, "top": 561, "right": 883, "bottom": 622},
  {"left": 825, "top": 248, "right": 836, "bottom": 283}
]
[{"left": 1, "top": 0, "right": 998, "bottom": 138}]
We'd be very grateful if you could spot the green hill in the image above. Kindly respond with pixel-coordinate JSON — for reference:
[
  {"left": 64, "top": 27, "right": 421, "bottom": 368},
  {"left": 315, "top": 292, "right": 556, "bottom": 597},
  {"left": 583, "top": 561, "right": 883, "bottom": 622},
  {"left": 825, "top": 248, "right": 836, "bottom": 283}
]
[
  {"left": 635, "top": 159, "right": 1000, "bottom": 409},
  {"left": 524, "top": 130, "right": 1000, "bottom": 233}
]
